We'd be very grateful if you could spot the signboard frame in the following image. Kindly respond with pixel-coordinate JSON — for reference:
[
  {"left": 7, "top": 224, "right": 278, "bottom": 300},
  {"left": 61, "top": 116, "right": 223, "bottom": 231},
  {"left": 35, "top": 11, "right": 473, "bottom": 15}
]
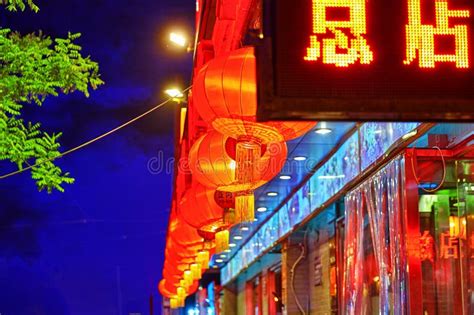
[{"left": 256, "top": 0, "right": 474, "bottom": 122}]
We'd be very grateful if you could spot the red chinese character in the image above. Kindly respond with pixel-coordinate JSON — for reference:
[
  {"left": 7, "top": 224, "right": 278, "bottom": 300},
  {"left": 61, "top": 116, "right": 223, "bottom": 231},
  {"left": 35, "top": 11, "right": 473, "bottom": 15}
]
[
  {"left": 405, "top": 0, "right": 471, "bottom": 68},
  {"left": 304, "top": 0, "right": 373, "bottom": 67},
  {"left": 440, "top": 231, "right": 459, "bottom": 259},
  {"left": 420, "top": 230, "right": 435, "bottom": 262}
]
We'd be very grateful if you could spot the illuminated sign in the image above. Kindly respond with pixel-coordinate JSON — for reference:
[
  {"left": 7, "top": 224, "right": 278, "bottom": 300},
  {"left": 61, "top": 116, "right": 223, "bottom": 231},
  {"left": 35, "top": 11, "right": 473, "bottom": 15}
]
[
  {"left": 304, "top": 0, "right": 374, "bottom": 66},
  {"left": 256, "top": 0, "right": 474, "bottom": 121}
]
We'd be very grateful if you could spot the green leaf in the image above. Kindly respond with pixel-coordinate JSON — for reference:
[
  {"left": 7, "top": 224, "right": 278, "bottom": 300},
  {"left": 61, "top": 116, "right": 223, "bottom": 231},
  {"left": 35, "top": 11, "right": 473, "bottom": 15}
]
[{"left": 0, "top": 11, "right": 104, "bottom": 193}]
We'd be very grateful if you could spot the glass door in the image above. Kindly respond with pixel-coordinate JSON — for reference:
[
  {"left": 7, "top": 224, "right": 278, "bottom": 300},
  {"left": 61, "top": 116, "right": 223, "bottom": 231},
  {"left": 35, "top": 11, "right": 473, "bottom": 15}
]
[{"left": 411, "top": 151, "right": 474, "bottom": 314}]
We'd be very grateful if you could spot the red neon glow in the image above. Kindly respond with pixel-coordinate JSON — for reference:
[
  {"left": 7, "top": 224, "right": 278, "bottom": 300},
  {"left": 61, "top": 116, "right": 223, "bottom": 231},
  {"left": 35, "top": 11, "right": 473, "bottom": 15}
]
[
  {"left": 304, "top": 0, "right": 374, "bottom": 67},
  {"left": 405, "top": 0, "right": 471, "bottom": 68},
  {"left": 419, "top": 230, "right": 435, "bottom": 262},
  {"left": 439, "top": 231, "right": 460, "bottom": 259}
]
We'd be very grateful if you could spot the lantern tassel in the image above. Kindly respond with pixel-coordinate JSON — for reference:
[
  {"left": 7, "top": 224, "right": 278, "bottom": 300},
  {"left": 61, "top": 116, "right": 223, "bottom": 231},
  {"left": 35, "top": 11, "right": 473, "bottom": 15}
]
[
  {"left": 183, "top": 270, "right": 193, "bottom": 288},
  {"left": 235, "top": 138, "right": 261, "bottom": 186},
  {"left": 197, "top": 250, "right": 210, "bottom": 269},
  {"left": 190, "top": 263, "right": 202, "bottom": 280},
  {"left": 224, "top": 207, "right": 236, "bottom": 225},
  {"left": 170, "top": 298, "right": 178, "bottom": 309},
  {"left": 235, "top": 191, "right": 255, "bottom": 223},
  {"left": 215, "top": 229, "right": 230, "bottom": 253}
]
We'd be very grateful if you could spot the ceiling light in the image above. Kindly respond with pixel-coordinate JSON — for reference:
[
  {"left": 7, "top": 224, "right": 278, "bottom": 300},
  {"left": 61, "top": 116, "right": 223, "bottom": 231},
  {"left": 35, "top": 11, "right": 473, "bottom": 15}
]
[
  {"left": 233, "top": 235, "right": 243, "bottom": 240},
  {"left": 315, "top": 121, "right": 332, "bottom": 135},
  {"left": 219, "top": 254, "right": 226, "bottom": 258},
  {"left": 279, "top": 175, "right": 291, "bottom": 180},
  {"left": 240, "top": 226, "right": 250, "bottom": 231},
  {"left": 229, "top": 243, "right": 237, "bottom": 248},
  {"left": 267, "top": 192, "right": 278, "bottom": 197},
  {"left": 293, "top": 156, "right": 307, "bottom": 161},
  {"left": 315, "top": 127, "right": 332, "bottom": 135},
  {"left": 318, "top": 175, "right": 345, "bottom": 180},
  {"left": 254, "top": 218, "right": 258, "bottom": 222},
  {"left": 257, "top": 207, "right": 267, "bottom": 212},
  {"left": 215, "top": 259, "right": 224, "bottom": 263},
  {"left": 224, "top": 249, "right": 232, "bottom": 253}
]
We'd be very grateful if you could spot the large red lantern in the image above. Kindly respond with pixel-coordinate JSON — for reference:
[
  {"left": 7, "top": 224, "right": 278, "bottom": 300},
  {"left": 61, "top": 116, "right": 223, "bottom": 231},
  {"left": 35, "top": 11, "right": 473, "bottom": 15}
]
[
  {"left": 193, "top": 47, "right": 315, "bottom": 144},
  {"left": 192, "top": 47, "right": 314, "bottom": 221},
  {"left": 189, "top": 130, "right": 287, "bottom": 222},
  {"left": 165, "top": 211, "right": 214, "bottom": 269}
]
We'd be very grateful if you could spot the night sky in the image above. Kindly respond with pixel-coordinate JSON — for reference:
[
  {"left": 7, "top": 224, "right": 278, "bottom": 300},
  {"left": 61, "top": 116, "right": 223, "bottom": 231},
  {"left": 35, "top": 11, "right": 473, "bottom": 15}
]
[{"left": 0, "top": 1, "right": 194, "bottom": 314}]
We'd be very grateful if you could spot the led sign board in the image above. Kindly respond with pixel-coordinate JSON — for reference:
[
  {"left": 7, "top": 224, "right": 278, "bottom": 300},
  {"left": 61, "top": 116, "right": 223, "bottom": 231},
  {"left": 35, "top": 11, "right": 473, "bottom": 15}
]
[{"left": 256, "top": 0, "right": 474, "bottom": 121}]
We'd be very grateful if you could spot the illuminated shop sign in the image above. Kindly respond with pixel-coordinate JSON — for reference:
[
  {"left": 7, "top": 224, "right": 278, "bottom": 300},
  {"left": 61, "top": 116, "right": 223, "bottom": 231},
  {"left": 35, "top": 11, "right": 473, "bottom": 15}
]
[{"left": 256, "top": 0, "right": 474, "bottom": 121}]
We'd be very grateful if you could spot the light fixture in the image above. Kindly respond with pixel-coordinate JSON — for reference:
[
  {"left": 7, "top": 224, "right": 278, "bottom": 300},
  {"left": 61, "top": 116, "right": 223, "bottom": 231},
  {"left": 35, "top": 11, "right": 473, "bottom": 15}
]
[
  {"left": 314, "top": 122, "right": 332, "bottom": 135},
  {"left": 279, "top": 175, "right": 291, "bottom": 180},
  {"left": 224, "top": 249, "right": 232, "bottom": 253},
  {"left": 254, "top": 217, "right": 258, "bottom": 222},
  {"left": 215, "top": 259, "right": 224, "bottom": 263},
  {"left": 257, "top": 207, "right": 267, "bottom": 212},
  {"left": 272, "top": 292, "right": 281, "bottom": 303},
  {"left": 267, "top": 192, "right": 278, "bottom": 197},
  {"left": 233, "top": 235, "right": 243, "bottom": 240},
  {"left": 164, "top": 88, "right": 184, "bottom": 98},
  {"left": 318, "top": 175, "right": 345, "bottom": 180},
  {"left": 293, "top": 156, "right": 307, "bottom": 161},
  {"left": 219, "top": 254, "right": 226, "bottom": 258},
  {"left": 402, "top": 130, "right": 418, "bottom": 140},
  {"left": 315, "top": 128, "right": 332, "bottom": 135},
  {"left": 169, "top": 32, "right": 187, "bottom": 47},
  {"left": 229, "top": 243, "right": 237, "bottom": 248},
  {"left": 241, "top": 226, "right": 250, "bottom": 231}
]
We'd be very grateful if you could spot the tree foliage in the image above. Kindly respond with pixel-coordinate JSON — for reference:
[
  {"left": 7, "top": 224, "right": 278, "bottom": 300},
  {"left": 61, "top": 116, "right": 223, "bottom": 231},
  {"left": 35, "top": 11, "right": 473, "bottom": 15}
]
[
  {"left": 1, "top": 0, "right": 39, "bottom": 12},
  {"left": 0, "top": 1, "right": 104, "bottom": 192}
]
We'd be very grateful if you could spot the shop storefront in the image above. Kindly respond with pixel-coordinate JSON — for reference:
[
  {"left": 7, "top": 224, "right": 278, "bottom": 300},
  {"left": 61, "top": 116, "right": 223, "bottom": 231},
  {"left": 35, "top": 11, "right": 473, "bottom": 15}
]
[
  {"left": 215, "top": 124, "right": 474, "bottom": 315},
  {"left": 159, "top": 0, "right": 474, "bottom": 313}
]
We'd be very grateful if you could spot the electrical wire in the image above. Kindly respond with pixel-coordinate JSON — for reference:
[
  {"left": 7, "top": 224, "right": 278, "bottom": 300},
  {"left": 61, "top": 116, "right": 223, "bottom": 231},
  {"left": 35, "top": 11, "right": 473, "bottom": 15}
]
[
  {"left": 290, "top": 228, "right": 309, "bottom": 315},
  {"left": 0, "top": 86, "right": 191, "bottom": 180},
  {"left": 409, "top": 146, "right": 446, "bottom": 193}
]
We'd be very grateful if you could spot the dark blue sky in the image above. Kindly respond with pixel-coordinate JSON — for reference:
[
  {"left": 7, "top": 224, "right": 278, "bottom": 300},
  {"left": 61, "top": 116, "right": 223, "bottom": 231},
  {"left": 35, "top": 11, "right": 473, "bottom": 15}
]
[{"left": 0, "top": 1, "right": 194, "bottom": 314}]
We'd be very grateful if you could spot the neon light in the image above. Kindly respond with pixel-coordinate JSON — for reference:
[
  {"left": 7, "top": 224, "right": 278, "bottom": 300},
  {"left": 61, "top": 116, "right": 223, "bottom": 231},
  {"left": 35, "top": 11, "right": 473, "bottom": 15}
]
[
  {"left": 405, "top": 0, "right": 470, "bottom": 68},
  {"left": 304, "top": 0, "right": 374, "bottom": 67}
]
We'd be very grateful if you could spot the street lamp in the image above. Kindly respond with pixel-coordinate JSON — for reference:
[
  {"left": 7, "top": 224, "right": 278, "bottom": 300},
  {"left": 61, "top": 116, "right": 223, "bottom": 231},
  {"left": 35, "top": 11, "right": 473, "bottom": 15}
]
[
  {"left": 164, "top": 88, "right": 184, "bottom": 99},
  {"left": 169, "top": 32, "right": 187, "bottom": 47},
  {"left": 168, "top": 31, "right": 193, "bottom": 52}
]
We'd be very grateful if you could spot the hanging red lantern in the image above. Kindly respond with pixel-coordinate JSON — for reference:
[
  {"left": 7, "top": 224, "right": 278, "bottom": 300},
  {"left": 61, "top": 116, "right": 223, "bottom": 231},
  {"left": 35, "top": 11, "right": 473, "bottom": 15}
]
[
  {"left": 167, "top": 215, "right": 204, "bottom": 250},
  {"left": 192, "top": 46, "right": 315, "bottom": 144},
  {"left": 192, "top": 46, "right": 315, "bottom": 220},
  {"left": 189, "top": 130, "right": 287, "bottom": 222},
  {"left": 179, "top": 183, "right": 233, "bottom": 253},
  {"left": 165, "top": 211, "right": 215, "bottom": 272}
]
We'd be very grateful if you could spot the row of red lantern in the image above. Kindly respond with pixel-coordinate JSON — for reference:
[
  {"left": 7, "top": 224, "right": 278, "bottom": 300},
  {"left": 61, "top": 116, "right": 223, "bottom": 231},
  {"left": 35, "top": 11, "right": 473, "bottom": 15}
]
[
  {"left": 159, "top": 210, "right": 214, "bottom": 308},
  {"left": 159, "top": 47, "right": 315, "bottom": 307}
]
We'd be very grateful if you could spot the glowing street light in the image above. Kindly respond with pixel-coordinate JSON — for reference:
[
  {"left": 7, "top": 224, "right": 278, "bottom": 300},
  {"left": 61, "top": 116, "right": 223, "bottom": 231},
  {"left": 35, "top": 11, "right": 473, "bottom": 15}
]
[
  {"left": 169, "top": 32, "right": 187, "bottom": 47},
  {"left": 164, "top": 88, "right": 184, "bottom": 99}
]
